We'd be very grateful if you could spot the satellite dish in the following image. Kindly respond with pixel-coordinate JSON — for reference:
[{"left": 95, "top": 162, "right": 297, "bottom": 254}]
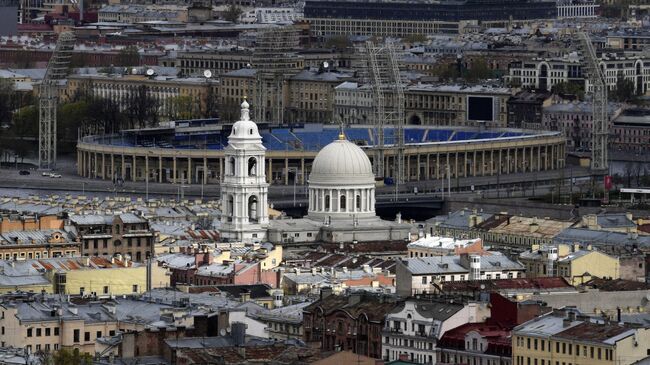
[
  {"left": 246, "top": 63, "right": 251, "bottom": 68},
  {"left": 146, "top": 69, "right": 154, "bottom": 76},
  {"left": 219, "top": 329, "right": 226, "bottom": 336},
  {"left": 131, "top": 68, "right": 137, "bottom": 75},
  {"left": 203, "top": 69, "right": 212, "bottom": 78},
  {"left": 323, "top": 61, "right": 329, "bottom": 69}
]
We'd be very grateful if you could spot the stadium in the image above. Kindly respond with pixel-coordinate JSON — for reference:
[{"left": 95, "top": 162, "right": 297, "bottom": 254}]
[{"left": 76, "top": 121, "right": 566, "bottom": 186}]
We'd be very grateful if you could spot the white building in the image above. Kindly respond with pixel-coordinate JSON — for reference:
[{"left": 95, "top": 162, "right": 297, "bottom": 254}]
[
  {"left": 396, "top": 253, "right": 525, "bottom": 296},
  {"left": 220, "top": 100, "right": 270, "bottom": 242},
  {"left": 507, "top": 53, "right": 650, "bottom": 95},
  {"left": 382, "top": 298, "right": 490, "bottom": 364},
  {"left": 556, "top": 0, "right": 598, "bottom": 19},
  {"left": 267, "top": 132, "right": 412, "bottom": 244},
  {"left": 407, "top": 236, "right": 483, "bottom": 258}
]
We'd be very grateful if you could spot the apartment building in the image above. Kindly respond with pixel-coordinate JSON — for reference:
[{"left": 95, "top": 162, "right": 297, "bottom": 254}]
[
  {"left": 519, "top": 245, "right": 620, "bottom": 285},
  {"left": 69, "top": 213, "right": 154, "bottom": 262},
  {"left": 507, "top": 53, "right": 650, "bottom": 95},
  {"left": 0, "top": 229, "right": 79, "bottom": 260},
  {"left": 382, "top": 298, "right": 490, "bottom": 363},
  {"left": 395, "top": 253, "right": 525, "bottom": 296},
  {"left": 512, "top": 309, "right": 650, "bottom": 365}
]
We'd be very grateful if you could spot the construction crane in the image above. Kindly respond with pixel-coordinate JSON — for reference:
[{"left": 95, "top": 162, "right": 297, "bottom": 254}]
[
  {"left": 578, "top": 30, "right": 608, "bottom": 174},
  {"left": 38, "top": 31, "right": 75, "bottom": 170},
  {"left": 364, "top": 41, "right": 406, "bottom": 190}
]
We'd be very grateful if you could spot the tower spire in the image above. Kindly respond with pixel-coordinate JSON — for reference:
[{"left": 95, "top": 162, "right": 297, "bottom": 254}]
[{"left": 240, "top": 97, "right": 250, "bottom": 121}]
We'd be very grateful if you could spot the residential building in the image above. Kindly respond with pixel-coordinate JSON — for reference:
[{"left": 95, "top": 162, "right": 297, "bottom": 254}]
[
  {"left": 512, "top": 309, "right": 650, "bottom": 365},
  {"left": 396, "top": 253, "right": 526, "bottom": 296},
  {"left": 0, "top": 256, "right": 169, "bottom": 295},
  {"left": 303, "top": 291, "right": 399, "bottom": 359},
  {"left": 0, "top": 214, "right": 63, "bottom": 234},
  {"left": 507, "top": 90, "right": 553, "bottom": 128},
  {"left": 0, "top": 229, "right": 80, "bottom": 260},
  {"left": 476, "top": 214, "right": 574, "bottom": 250},
  {"left": 407, "top": 236, "right": 485, "bottom": 258},
  {"left": 611, "top": 108, "right": 650, "bottom": 153},
  {"left": 382, "top": 297, "right": 490, "bottom": 363},
  {"left": 69, "top": 213, "right": 155, "bottom": 262},
  {"left": 606, "top": 30, "right": 650, "bottom": 50},
  {"left": 439, "top": 277, "right": 576, "bottom": 300},
  {"left": 436, "top": 322, "right": 512, "bottom": 365},
  {"left": 507, "top": 53, "right": 650, "bottom": 95},
  {"left": 519, "top": 245, "right": 620, "bottom": 285}
]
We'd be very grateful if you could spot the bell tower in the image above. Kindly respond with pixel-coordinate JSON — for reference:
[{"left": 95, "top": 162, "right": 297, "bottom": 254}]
[{"left": 220, "top": 99, "right": 269, "bottom": 242}]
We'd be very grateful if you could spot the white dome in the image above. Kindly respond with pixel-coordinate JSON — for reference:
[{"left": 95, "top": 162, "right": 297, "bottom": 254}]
[
  {"left": 309, "top": 137, "right": 375, "bottom": 185},
  {"left": 229, "top": 99, "right": 261, "bottom": 141}
]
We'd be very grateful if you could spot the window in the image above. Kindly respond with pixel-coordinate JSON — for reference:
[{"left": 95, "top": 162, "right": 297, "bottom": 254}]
[
  {"left": 132, "top": 285, "right": 138, "bottom": 293},
  {"left": 597, "top": 348, "right": 601, "bottom": 360},
  {"left": 36, "top": 328, "right": 41, "bottom": 337},
  {"left": 97, "top": 331, "right": 102, "bottom": 339},
  {"left": 54, "top": 327, "right": 59, "bottom": 336},
  {"left": 84, "top": 332, "right": 90, "bottom": 342},
  {"left": 73, "top": 329, "right": 80, "bottom": 343},
  {"left": 422, "top": 276, "right": 428, "bottom": 284},
  {"left": 1, "top": 327, "right": 3, "bottom": 335},
  {"left": 45, "top": 328, "right": 50, "bottom": 336},
  {"left": 27, "top": 328, "right": 33, "bottom": 337},
  {"left": 527, "top": 338, "right": 531, "bottom": 349},
  {"left": 103, "top": 286, "right": 109, "bottom": 294}
]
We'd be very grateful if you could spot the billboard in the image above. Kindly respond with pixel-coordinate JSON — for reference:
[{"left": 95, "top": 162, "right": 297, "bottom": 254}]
[{"left": 467, "top": 96, "right": 494, "bottom": 122}]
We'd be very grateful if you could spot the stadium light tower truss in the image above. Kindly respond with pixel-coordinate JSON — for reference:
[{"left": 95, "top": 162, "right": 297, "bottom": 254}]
[
  {"left": 364, "top": 41, "right": 406, "bottom": 185},
  {"left": 578, "top": 31, "right": 608, "bottom": 174},
  {"left": 39, "top": 31, "right": 75, "bottom": 170}
]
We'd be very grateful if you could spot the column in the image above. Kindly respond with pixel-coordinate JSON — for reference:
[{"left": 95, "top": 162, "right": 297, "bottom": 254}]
[
  {"left": 454, "top": 153, "right": 459, "bottom": 178},
  {"left": 284, "top": 158, "right": 289, "bottom": 185},
  {"left": 426, "top": 154, "right": 430, "bottom": 180},
  {"left": 94, "top": 153, "right": 98, "bottom": 178},
  {"left": 482, "top": 151, "right": 486, "bottom": 176},
  {"left": 187, "top": 157, "right": 192, "bottom": 184},
  {"left": 145, "top": 155, "right": 149, "bottom": 184},
  {"left": 300, "top": 158, "right": 305, "bottom": 185},
  {"left": 473, "top": 150, "right": 477, "bottom": 176},
  {"left": 203, "top": 157, "right": 208, "bottom": 185},
  {"left": 121, "top": 154, "right": 126, "bottom": 181},
  {"left": 132, "top": 155, "right": 137, "bottom": 181},
  {"left": 111, "top": 154, "right": 115, "bottom": 181},
  {"left": 436, "top": 154, "right": 440, "bottom": 179},
  {"left": 268, "top": 158, "right": 273, "bottom": 184},
  {"left": 514, "top": 148, "right": 518, "bottom": 173},
  {"left": 101, "top": 154, "right": 105, "bottom": 179},
  {"left": 159, "top": 156, "right": 163, "bottom": 183},
  {"left": 173, "top": 157, "right": 177, "bottom": 183}
]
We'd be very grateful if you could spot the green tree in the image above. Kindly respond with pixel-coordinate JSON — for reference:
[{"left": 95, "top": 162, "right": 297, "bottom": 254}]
[
  {"left": 50, "top": 348, "right": 93, "bottom": 365},
  {"left": 464, "top": 57, "right": 492, "bottom": 82},
  {"left": 430, "top": 62, "right": 460, "bottom": 81},
  {"left": 116, "top": 45, "right": 140, "bottom": 67},
  {"left": 223, "top": 4, "right": 243, "bottom": 23},
  {"left": 403, "top": 34, "right": 427, "bottom": 44},
  {"left": 325, "top": 35, "right": 352, "bottom": 50},
  {"left": 58, "top": 101, "right": 91, "bottom": 153},
  {"left": 0, "top": 79, "right": 13, "bottom": 127},
  {"left": 169, "top": 95, "right": 198, "bottom": 120},
  {"left": 610, "top": 73, "right": 636, "bottom": 102},
  {"left": 552, "top": 81, "right": 585, "bottom": 100},
  {"left": 125, "top": 85, "right": 159, "bottom": 128}
]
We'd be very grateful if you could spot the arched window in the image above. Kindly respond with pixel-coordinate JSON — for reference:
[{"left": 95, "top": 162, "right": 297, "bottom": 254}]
[
  {"left": 228, "top": 157, "right": 236, "bottom": 176},
  {"left": 356, "top": 195, "right": 361, "bottom": 210},
  {"left": 325, "top": 195, "right": 330, "bottom": 211},
  {"left": 248, "top": 195, "right": 258, "bottom": 223},
  {"left": 248, "top": 157, "right": 257, "bottom": 176},
  {"left": 340, "top": 195, "right": 346, "bottom": 210}
]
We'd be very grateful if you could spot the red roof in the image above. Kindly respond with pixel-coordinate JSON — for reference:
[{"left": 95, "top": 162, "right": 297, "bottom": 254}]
[{"left": 438, "top": 322, "right": 512, "bottom": 356}]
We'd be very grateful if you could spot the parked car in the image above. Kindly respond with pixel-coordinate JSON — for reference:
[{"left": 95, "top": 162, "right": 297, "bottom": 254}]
[
  {"left": 19, "top": 170, "right": 30, "bottom": 175},
  {"left": 49, "top": 173, "right": 61, "bottom": 178},
  {"left": 42, "top": 172, "right": 50, "bottom": 176}
]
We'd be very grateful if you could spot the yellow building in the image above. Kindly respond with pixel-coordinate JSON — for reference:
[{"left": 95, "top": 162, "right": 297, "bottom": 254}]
[
  {"left": 0, "top": 256, "right": 169, "bottom": 296},
  {"left": 519, "top": 245, "right": 619, "bottom": 285},
  {"left": 513, "top": 309, "right": 650, "bottom": 365}
]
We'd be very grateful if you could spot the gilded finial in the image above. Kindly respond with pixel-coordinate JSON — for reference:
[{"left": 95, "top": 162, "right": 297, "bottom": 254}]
[{"left": 338, "top": 121, "right": 345, "bottom": 140}]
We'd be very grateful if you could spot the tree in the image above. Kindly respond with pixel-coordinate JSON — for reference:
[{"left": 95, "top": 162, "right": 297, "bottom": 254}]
[
  {"left": 0, "top": 79, "right": 13, "bottom": 128},
  {"left": 403, "top": 34, "right": 427, "bottom": 44},
  {"left": 325, "top": 35, "right": 352, "bottom": 50},
  {"left": 552, "top": 81, "right": 585, "bottom": 100},
  {"left": 50, "top": 348, "right": 93, "bottom": 365},
  {"left": 464, "top": 57, "right": 492, "bottom": 82},
  {"left": 202, "top": 85, "right": 218, "bottom": 119},
  {"left": 430, "top": 62, "right": 460, "bottom": 81},
  {"left": 169, "top": 95, "right": 198, "bottom": 120},
  {"left": 125, "top": 85, "right": 158, "bottom": 128},
  {"left": 610, "top": 73, "right": 636, "bottom": 102},
  {"left": 116, "top": 45, "right": 140, "bottom": 67},
  {"left": 223, "top": 4, "right": 243, "bottom": 23}
]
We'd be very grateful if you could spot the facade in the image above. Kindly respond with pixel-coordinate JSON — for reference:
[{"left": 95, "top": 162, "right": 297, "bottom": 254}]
[
  {"left": 556, "top": 0, "right": 598, "bottom": 18},
  {"left": 396, "top": 253, "right": 526, "bottom": 296},
  {"left": 219, "top": 100, "right": 269, "bottom": 242},
  {"left": 606, "top": 31, "right": 650, "bottom": 50},
  {"left": 436, "top": 322, "right": 512, "bottom": 365},
  {"left": 611, "top": 108, "right": 650, "bottom": 153},
  {"left": 334, "top": 83, "right": 512, "bottom": 128},
  {"left": 66, "top": 73, "right": 217, "bottom": 121},
  {"left": 68, "top": 213, "right": 154, "bottom": 262},
  {"left": 0, "top": 229, "right": 79, "bottom": 260},
  {"left": 512, "top": 309, "right": 650, "bottom": 365},
  {"left": 77, "top": 124, "right": 567, "bottom": 186},
  {"left": 507, "top": 53, "right": 650, "bottom": 95},
  {"left": 303, "top": 291, "right": 399, "bottom": 359},
  {"left": 519, "top": 245, "right": 620, "bottom": 285},
  {"left": 507, "top": 90, "right": 553, "bottom": 129},
  {"left": 382, "top": 298, "right": 490, "bottom": 363},
  {"left": 304, "top": 0, "right": 557, "bottom": 37}
]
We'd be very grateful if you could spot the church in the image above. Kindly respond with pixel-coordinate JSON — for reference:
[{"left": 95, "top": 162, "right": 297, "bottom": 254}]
[{"left": 220, "top": 100, "right": 413, "bottom": 244}]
